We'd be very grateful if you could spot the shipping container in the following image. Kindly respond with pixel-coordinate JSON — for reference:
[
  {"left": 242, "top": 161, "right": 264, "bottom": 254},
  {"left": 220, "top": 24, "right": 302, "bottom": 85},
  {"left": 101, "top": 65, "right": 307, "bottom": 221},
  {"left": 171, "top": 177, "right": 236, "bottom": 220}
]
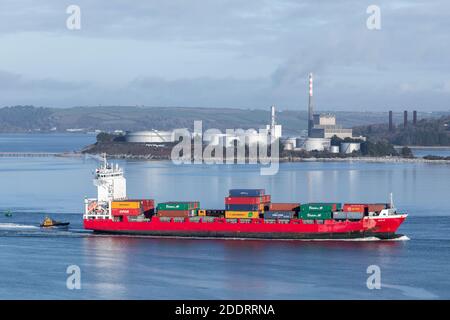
[
  {"left": 157, "top": 210, "right": 197, "bottom": 218},
  {"left": 367, "top": 203, "right": 387, "bottom": 212},
  {"left": 269, "top": 203, "right": 300, "bottom": 211},
  {"left": 111, "top": 208, "right": 142, "bottom": 216},
  {"left": 229, "top": 189, "right": 265, "bottom": 197},
  {"left": 138, "top": 199, "right": 155, "bottom": 211},
  {"left": 300, "top": 203, "right": 341, "bottom": 213},
  {"left": 225, "top": 196, "right": 262, "bottom": 205},
  {"left": 205, "top": 209, "right": 225, "bottom": 217},
  {"left": 111, "top": 201, "right": 141, "bottom": 209},
  {"left": 157, "top": 202, "right": 200, "bottom": 211},
  {"left": 198, "top": 209, "right": 206, "bottom": 216},
  {"left": 332, "top": 212, "right": 347, "bottom": 220},
  {"left": 225, "top": 204, "right": 260, "bottom": 211},
  {"left": 225, "top": 211, "right": 260, "bottom": 219},
  {"left": 264, "top": 211, "right": 295, "bottom": 219},
  {"left": 299, "top": 211, "right": 332, "bottom": 220},
  {"left": 346, "top": 212, "right": 364, "bottom": 220},
  {"left": 343, "top": 204, "right": 367, "bottom": 212}
]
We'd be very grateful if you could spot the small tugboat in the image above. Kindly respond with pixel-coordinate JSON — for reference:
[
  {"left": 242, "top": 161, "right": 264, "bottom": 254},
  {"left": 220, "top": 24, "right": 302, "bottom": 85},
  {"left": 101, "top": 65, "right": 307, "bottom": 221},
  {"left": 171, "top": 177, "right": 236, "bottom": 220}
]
[{"left": 40, "top": 217, "right": 70, "bottom": 228}]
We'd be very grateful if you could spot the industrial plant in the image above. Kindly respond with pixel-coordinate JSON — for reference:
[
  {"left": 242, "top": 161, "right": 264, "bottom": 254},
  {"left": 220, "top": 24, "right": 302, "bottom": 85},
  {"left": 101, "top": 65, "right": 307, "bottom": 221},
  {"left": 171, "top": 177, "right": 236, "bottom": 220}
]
[
  {"left": 123, "top": 72, "right": 364, "bottom": 154},
  {"left": 283, "top": 73, "right": 364, "bottom": 154}
]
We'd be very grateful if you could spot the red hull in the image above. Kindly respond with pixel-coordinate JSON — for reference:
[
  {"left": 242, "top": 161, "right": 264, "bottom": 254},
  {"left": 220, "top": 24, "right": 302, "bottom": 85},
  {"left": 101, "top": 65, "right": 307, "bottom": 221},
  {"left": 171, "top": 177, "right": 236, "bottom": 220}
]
[{"left": 83, "top": 215, "right": 406, "bottom": 240}]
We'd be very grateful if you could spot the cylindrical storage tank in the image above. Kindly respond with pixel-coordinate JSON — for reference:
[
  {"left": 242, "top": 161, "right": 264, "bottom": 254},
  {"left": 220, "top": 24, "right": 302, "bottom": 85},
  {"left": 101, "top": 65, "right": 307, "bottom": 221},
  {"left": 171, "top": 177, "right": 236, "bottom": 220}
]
[
  {"left": 284, "top": 137, "right": 297, "bottom": 149},
  {"left": 284, "top": 142, "right": 294, "bottom": 150},
  {"left": 125, "top": 130, "right": 175, "bottom": 143},
  {"left": 304, "top": 138, "right": 331, "bottom": 152},
  {"left": 330, "top": 145, "right": 340, "bottom": 153},
  {"left": 340, "top": 142, "right": 361, "bottom": 154}
]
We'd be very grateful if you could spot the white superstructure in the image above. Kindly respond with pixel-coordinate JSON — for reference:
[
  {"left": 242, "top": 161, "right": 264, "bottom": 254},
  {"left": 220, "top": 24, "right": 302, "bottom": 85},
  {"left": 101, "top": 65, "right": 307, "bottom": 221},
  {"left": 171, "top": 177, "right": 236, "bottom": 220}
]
[{"left": 84, "top": 155, "right": 127, "bottom": 220}]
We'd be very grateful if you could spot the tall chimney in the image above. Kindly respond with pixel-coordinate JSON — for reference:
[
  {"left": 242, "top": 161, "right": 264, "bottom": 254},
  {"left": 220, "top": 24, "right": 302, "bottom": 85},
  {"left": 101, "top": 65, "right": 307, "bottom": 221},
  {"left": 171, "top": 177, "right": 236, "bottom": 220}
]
[
  {"left": 389, "top": 111, "right": 393, "bottom": 132},
  {"left": 308, "top": 73, "right": 314, "bottom": 137},
  {"left": 271, "top": 105, "right": 276, "bottom": 128},
  {"left": 404, "top": 110, "right": 408, "bottom": 128},
  {"left": 413, "top": 110, "right": 417, "bottom": 126}
]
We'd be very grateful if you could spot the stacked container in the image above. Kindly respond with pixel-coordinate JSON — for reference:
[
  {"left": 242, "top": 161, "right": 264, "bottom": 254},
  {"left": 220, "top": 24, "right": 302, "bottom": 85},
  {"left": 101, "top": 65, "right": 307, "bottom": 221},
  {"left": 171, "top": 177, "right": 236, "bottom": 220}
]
[
  {"left": 157, "top": 201, "right": 200, "bottom": 218},
  {"left": 225, "top": 189, "right": 268, "bottom": 219},
  {"left": 298, "top": 203, "right": 340, "bottom": 220},
  {"left": 111, "top": 199, "right": 155, "bottom": 217}
]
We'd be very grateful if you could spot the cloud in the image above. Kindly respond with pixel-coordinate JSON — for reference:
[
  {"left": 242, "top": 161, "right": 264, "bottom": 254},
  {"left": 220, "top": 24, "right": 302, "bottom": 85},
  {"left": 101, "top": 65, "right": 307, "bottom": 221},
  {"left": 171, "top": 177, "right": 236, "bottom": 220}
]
[{"left": 0, "top": 1, "right": 449, "bottom": 110}]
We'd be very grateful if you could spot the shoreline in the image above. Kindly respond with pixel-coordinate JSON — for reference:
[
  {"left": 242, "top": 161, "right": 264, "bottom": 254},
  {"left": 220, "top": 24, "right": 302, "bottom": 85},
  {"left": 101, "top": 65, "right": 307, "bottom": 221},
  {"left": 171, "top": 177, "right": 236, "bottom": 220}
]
[
  {"left": 82, "top": 153, "right": 450, "bottom": 164},
  {"left": 1, "top": 151, "right": 449, "bottom": 164}
]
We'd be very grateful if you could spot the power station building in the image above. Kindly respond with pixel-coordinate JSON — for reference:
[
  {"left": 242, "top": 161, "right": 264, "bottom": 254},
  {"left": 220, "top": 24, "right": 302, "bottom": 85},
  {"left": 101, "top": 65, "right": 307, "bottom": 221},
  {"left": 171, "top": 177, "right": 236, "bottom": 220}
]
[{"left": 299, "top": 73, "right": 362, "bottom": 152}]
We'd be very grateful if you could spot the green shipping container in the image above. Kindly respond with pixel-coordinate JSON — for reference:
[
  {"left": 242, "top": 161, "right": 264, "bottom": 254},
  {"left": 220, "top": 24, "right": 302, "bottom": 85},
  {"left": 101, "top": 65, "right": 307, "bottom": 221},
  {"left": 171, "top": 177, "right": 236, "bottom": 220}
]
[
  {"left": 300, "top": 203, "right": 341, "bottom": 213},
  {"left": 299, "top": 212, "right": 332, "bottom": 220},
  {"left": 157, "top": 202, "right": 200, "bottom": 211}
]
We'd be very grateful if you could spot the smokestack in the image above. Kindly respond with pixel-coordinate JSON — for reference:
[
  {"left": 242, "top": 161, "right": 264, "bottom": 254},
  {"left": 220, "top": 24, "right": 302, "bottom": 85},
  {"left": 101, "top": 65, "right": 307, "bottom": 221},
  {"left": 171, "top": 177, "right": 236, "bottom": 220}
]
[
  {"left": 308, "top": 73, "right": 314, "bottom": 137},
  {"left": 389, "top": 111, "right": 393, "bottom": 132},
  {"left": 413, "top": 110, "right": 417, "bottom": 126},
  {"left": 404, "top": 110, "right": 408, "bottom": 128},
  {"left": 271, "top": 105, "right": 276, "bottom": 128}
]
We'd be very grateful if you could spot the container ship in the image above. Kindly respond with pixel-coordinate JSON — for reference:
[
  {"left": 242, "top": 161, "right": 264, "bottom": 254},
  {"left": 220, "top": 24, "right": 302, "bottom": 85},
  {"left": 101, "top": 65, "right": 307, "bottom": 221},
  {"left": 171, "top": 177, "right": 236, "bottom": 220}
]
[{"left": 83, "top": 158, "right": 407, "bottom": 240}]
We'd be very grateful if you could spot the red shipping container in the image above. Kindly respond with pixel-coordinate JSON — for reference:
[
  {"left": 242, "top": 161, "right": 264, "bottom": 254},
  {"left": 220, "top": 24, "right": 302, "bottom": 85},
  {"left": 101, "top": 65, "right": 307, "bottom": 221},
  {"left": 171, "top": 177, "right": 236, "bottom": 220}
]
[
  {"left": 225, "top": 197, "right": 262, "bottom": 205},
  {"left": 270, "top": 203, "right": 299, "bottom": 211},
  {"left": 262, "top": 195, "right": 271, "bottom": 203},
  {"left": 343, "top": 204, "right": 367, "bottom": 212},
  {"left": 111, "top": 208, "right": 142, "bottom": 216}
]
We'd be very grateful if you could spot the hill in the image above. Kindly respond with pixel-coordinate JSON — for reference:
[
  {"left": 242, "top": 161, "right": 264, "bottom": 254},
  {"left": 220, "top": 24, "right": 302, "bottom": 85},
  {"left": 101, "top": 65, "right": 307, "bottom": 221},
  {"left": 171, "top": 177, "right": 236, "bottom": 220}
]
[{"left": 0, "top": 105, "right": 447, "bottom": 135}]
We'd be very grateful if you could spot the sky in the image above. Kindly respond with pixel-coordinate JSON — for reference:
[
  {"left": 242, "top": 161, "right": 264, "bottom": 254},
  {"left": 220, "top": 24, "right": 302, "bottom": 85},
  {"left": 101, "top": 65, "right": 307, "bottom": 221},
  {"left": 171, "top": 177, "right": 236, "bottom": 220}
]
[{"left": 0, "top": 0, "right": 449, "bottom": 111}]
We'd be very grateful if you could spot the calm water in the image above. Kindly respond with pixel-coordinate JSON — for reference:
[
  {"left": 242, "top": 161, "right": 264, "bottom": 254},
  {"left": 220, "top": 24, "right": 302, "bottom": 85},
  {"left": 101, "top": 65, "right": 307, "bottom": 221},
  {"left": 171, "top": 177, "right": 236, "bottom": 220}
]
[
  {"left": 0, "top": 135, "right": 450, "bottom": 299},
  {"left": 0, "top": 133, "right": 95, "bottom": 152}
]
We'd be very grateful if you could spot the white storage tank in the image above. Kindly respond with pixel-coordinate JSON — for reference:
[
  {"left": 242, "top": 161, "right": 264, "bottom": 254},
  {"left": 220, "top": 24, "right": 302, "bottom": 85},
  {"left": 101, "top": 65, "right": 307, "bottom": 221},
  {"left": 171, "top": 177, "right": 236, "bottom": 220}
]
[
  {"left": 304, "top": 138, "right": 331, "bottom": 152},
  {"left": 330, "top": 145, "right": 340, "bottom": 153},
  {"left": 340, "top": 142, "right": 361, "bottom": 154},
  {"left": 125, "top": 130, "right": 175, "bottom": 143}
]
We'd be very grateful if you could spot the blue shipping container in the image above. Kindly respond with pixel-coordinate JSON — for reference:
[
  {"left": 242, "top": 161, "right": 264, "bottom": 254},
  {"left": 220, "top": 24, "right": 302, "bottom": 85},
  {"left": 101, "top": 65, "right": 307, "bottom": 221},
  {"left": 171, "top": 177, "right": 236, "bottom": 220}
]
[
  {"left": 264, "top": 211, "right": 295, "bottom": 219},
  {"left": 225, "top": 204, "right": 260, "bottom": 211},
  {"left": 229, "top": 189, "right": 265, "bottom": 197}
]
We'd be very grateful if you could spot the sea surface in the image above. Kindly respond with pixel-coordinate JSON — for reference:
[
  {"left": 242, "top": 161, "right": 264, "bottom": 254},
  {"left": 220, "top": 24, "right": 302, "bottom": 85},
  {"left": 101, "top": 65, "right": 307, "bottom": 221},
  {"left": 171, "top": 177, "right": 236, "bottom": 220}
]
[{"left": 0, "top": 134, "right": 449, "bottom": 299}]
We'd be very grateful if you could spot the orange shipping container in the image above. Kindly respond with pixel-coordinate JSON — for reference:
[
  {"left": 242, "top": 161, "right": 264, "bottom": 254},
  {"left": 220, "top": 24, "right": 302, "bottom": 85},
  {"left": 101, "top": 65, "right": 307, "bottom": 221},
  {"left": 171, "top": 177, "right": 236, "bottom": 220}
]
[{"left": 111, "top": 201, "right": 141, "bottom": 209}]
